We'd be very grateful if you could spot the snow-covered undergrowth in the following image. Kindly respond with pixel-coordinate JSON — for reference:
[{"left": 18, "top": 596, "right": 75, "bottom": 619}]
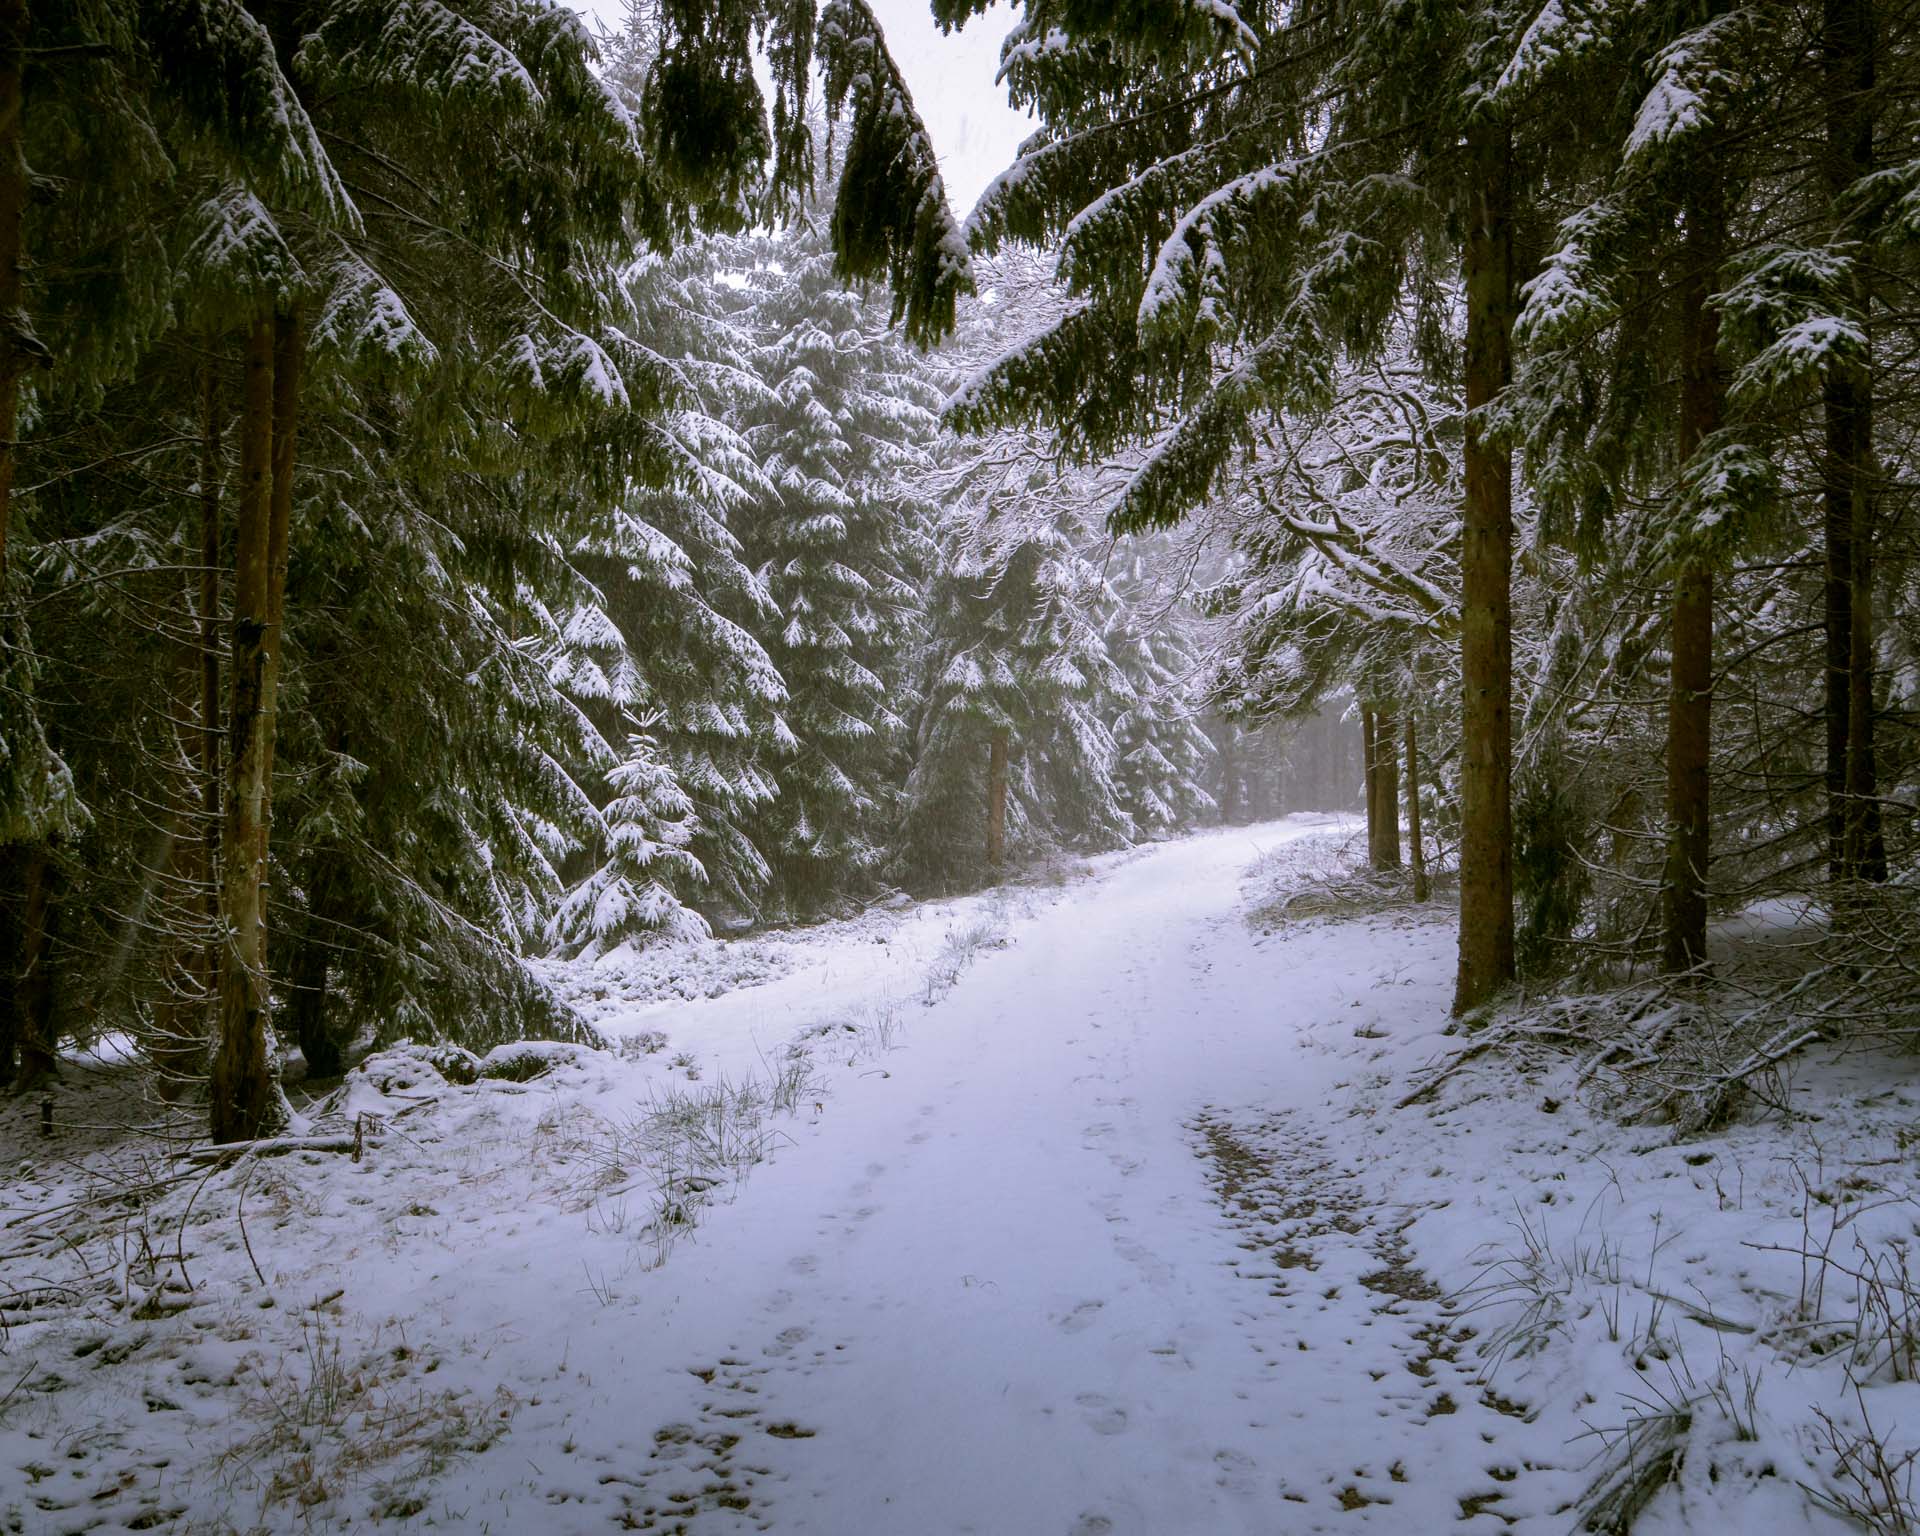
[
  {"left": 0, "top": 866, "right": 1042, "bottom": 1535},
  {"left": 7, "top": 817, "right": 1906, "bottom": 1536},
  {"left": 1236, "top": 837, "right": 1920, "bottom": 1534}
]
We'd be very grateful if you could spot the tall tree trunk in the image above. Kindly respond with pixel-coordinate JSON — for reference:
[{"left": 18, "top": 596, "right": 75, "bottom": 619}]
[
  {"left": 16, "top": 842, "right": 54, "bottom": 1087},
  {"left": 211, "top": 318, "right": 282, "bottom": 1142},
  {"left": 1454, "top": 116, "right": 1517, "bottom": 1015},
  {"left": 257, "top": 310, "right": 302, "bottom": 869},
  {"left": 1376, "top": 709, "right": 1402, "bottom": 870},
  {"left": 1406, "top": 717, "right": 1430, "bottom": 903},
  {"left": 1662, "top": 195, "right": 1724, "bottom": 975},
  {"left": 153, "top": 369, "right": 224, "bottom": 1095},
  {"left": 0, "top": 846, "right": 15, "bottom": 1084},
  {"left": 0, "top": 862, "right": 16, "bottom": 1085},
  {"left": 1844, "top": 423, "right": 1884, "bottom": 881},
  {"left": 0, "top": 0, "right": 25, "bottom": 598},
  {"left": 200, "top": 364, "right": 222, "bottom": 1018},
  {"left": 1825, "top": 0, "right": 1885, "bottom": 883},
  {"left": 0, "top": 1, "right": 35, "bottom": 1079},
  {"left": 1362, "top": 709, "right": 1380, "bottom": 861},
  {"left": 1220, "top": 726, "right": 1238, "bottom": 824},
  {"left": 287, "top": 926, "right": 337, "bottom": 1078},
  {"left": 1663, "top": 563, "right": 1713, "bottom": 972},
  {"left": 1823, "top": 376, "right": 1858, "bottom": 880},
  {"left": 286, "top": 889, "right": 340, "bottom": 1080},
  {"left": 985, "top": 726, "right": 1009, "bottom": 870}
]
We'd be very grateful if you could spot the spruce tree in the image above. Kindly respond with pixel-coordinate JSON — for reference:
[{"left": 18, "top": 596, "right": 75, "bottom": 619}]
[
  {"left": 736, "top": 207, "right": 941, "bottom": 915},
  {"left": 547, "top": 237, "right": 792, "bottom": 954}
]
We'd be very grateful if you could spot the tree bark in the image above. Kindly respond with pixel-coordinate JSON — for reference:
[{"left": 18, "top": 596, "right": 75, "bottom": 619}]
[
  {"left": 985, "top": 726, "right": 1009, "bottom": 870},
  {"left": 200, "top": 364, "right": 223, "bottom": 1012},
  {"left": 0, "top": 847, "right": 14, "bottom": 1084},
  {"left": 1454, "top": 116, "right": 1516, "bottom": 1015},
  {"left": 211, "top": 317, "right": 282, "bottom": 1142},
  {"left": 287, "top": 930, "right": 337, "bottom": 1078},
  {"left": 1823, "top": 373, "right": 1858, "bottom": 880},
  {"left": 153, "top": 368, "right": 224, "bottom": 1095},
  {"left": 287, "top": 903, "right": 340, "bottom": 1080},
  {"left": 257, "top": 310, "right": 301, "bottom": 869},
  {"left": 16, "top": 841, "right": 54, "bottom": 1087},
  {"left": 1220, "top": 725, "right": 1238, "bottom": 824},
  {"left": 0, "top": 0, "right": 25, "bottom": 597},
  {"left": 1375, "top": 709, "right": 1402, "bottom": 870},
  {"left": 1662, "top": 194, "right": 1724, "bottom": 975},
  {"left": 1361, "top": 709, "right": 1380, "bottom": 861},
  {"left": 1824, "top": 0, "right": 1885, "bottom": 883},
  {"left": 1663, "top": 562, "right": 1713, "bottom": 972},
  {"left": 0, "top": 2, "right": 38, "bottom": 1081},
  {"left": 1406, "top": 717, "right": 1430, "bottom": 903}
]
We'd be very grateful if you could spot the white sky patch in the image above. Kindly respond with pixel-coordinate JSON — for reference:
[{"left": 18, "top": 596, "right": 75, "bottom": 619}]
[{"left": 569, "top": 0, "right": 1034, "bottom": 217}]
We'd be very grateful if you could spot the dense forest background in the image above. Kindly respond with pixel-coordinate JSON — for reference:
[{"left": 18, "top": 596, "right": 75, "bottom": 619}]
[
  {"left": 10, "top": 0, "right": 1913, "bottom": 1144},
  {"left": 0, "top": 0, "right": 1364, "bottom": 1138}
]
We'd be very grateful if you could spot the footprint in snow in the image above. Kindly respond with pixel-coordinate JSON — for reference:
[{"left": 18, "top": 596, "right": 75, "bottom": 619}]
[
  {"left": 1213, "top": 1448, "right": 1259, "bottom": 1494},
  {"left": 1074, "top": 1393, "right": 1130, "bottom": 1436},
  {"left": 1070, "top": 1517, "right": 1114, "bottom": 1536},
  {"left": 765, "top": 1326, "right": 810, "bottom": 1358},
  {"left": 1055, "top": 1299, "right": 1105, "bottom": 1334}
]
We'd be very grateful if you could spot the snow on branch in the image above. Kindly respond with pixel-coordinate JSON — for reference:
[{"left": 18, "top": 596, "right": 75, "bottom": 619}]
[
  {"left": 294, "top": 0, "right": 544, "bottom": 112},
  {"left": 144, "top": 0, "right": 357, "bottom": 229},
  {"left": 1625, "top": 11, "right": 1750, "bottom": 167},
  {"left": 817, "top": 0, "right": 973, "bottom": 345}
]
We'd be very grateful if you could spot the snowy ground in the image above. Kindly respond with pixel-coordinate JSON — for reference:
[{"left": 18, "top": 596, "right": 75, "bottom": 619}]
[{"left": 4, "top": 817, "right": 1919, "bottom": 1533}]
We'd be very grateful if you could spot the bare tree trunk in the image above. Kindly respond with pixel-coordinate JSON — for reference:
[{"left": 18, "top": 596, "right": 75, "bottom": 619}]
[
  {"left": 211, "top": 318, "right": 282, "bottom": 1142},
  {"left": 1220, "top": 725, "right": 1238, "bottom": 824},
  {"left": 200, "top": 366, "right": 222, "bottom": 1014},
  {"left": 0, "top": 862, "right": 15, "bottom": 1085},
  {"left": 1845, "top": 429, "right": 1885, "bottom": 881},
  {"left": 0, "top": 1, "right": 37, "bottom": 1085},
  {"left": 16, "top": 842, "right": 54, "bottom": 1087},
  {"left": 985, "top": 726, "right": 1009, "bottom": 871},
  {"left": 1825, "top": 0, "right": 1885, "bottom": 883},
  {"left": 1662, "top": 194, "right": 1723, "bottom": 976},
  {"left": 1406, "top": 717, "right": 1430, "bottom": 903},
  {"left": 1454, "top": 117, "right": 1516, "bottom": 1015},
  {"left": 153, "top": 368, "right": 225, "bottom": 1094},
  {"left": 0, "top": 0, "right": 24, "bottom": 597},
  {"left": 1376, "top": 709, "right": 1402, "bottom": 870},
  {"left": 1663, "top": 563, "right": 1713, "bottom": 972},
  {"left": 257, "top": 310, "right": 301, "bottom": 870},
  {"left": 1823, "top": 376, "right": 1857, "bottom": 880},
  {"left": 287, "top": 906, "right": 340, "bottom": 1080},
  {"left": 1361, "top": 709, "right": 1380, "bottom": 862},
  {"left": 0, "top": 848, "right": 14, "bottom": 1084}
]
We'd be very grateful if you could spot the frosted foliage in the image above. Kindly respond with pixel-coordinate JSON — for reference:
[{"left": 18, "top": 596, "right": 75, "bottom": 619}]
[
  {"left": 177, "top": 186, "right": 303, "bottom": 313},
  {"left": 311, "top": 250, "right": 439, "bottom": 368},
  {"left": 733, "top": 208, "right": 941, "bottom": 909},
  {"left": 1199, "top": 323, "right": 1461, "bottom": 723},
  {"left": 147, "top": 0, "right": 357, "bottom": 224},
  {"left": 902, "top": 257, "right": 1213, "bottom": 884},
  {"left": 294, "top": 0, "right": 543, "bottom": 108},
  {"left": 1626, "top": 13, "right": 1746, "bottom": 163},
  {"left": 1494, "top": 0, "right": 1617, "bottom": 100}
]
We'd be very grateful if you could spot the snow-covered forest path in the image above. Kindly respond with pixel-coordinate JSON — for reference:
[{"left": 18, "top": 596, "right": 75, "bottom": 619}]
[{"left": 474, "top": 823, "right": 1559, "bottom": 1535}]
